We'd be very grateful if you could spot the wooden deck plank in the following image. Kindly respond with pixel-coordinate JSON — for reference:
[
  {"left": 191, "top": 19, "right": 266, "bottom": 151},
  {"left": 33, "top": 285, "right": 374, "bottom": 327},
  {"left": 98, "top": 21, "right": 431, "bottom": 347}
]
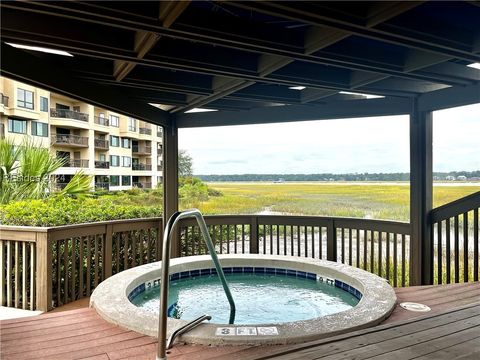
[
  {"left": 1, "top": 283, "right": 479, "bottom": 360},
  {"left": 215, "top": 304, "right": 480, "bottom": 360},
  {"left": 367, "top": 330, "right": 480, "bottom": 360}
]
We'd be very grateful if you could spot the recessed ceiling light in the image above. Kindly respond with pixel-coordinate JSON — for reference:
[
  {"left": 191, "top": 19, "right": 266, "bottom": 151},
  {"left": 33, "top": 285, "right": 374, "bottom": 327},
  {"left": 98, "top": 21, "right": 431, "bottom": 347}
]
[
  {"left": 467, "top": 63, "right": 480, "bottom": 70},
  {"left": 339, "top": 91, "right": 384, "bottom": 99},
  {"left": 6, "top": 42, "right": 73, "bottom": 57},
  {"left": 149, "top": 103, "right": 176, "bottom": 112},
  {"left": 184, "top": 108, "right": 219, "bottom": 113},
  {"left": 289, "top": 86, "right": 306, "bottom": 90}
]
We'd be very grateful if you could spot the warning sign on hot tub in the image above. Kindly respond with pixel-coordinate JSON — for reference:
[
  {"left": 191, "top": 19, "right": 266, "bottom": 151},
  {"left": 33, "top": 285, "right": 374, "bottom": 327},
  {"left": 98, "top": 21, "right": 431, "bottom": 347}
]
[{"left": 215, "top": 327, "right": 279, "bottom": 336}]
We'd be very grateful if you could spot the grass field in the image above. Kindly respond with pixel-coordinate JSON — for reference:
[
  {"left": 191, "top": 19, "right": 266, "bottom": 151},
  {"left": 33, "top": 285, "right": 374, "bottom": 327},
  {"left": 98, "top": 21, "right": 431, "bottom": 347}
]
[{"left": 191, "top": 182, "right": 479, "bottom": 221}]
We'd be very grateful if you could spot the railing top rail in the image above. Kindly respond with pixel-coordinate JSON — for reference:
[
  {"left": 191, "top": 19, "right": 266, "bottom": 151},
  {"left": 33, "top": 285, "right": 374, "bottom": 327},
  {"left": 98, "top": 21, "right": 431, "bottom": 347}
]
[
  {"left": 178, "top": 214, "right": 410, "bottom": 234},
  {"left": 431, "top": 191, "right": 480, "bottom": 223},
  {"left": 0, "top": 217, "right": 163, "bottom": 233}
]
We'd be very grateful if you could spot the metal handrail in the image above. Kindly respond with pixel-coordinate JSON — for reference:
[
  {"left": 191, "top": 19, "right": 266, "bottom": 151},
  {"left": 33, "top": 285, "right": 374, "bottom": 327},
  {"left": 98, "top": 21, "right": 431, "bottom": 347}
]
[
  {"left": 166, "top": 314, "right": 212, "bottom": 350},
  {"left": 157, "top": 209, "right": 236, "bottom": 360}
]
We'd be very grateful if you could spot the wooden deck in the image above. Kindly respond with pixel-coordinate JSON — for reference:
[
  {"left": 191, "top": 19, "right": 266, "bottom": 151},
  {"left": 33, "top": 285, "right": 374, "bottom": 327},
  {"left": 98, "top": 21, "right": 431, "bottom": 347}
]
[{"left": 1, "top": 282, "right": 479, "bottom": 360}]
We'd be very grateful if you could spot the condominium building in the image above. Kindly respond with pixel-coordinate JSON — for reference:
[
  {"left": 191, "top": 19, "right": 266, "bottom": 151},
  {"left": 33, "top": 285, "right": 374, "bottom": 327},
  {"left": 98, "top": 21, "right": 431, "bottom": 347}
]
[{"left": 0, "top": 77, "right": 163, "bottom": 191}]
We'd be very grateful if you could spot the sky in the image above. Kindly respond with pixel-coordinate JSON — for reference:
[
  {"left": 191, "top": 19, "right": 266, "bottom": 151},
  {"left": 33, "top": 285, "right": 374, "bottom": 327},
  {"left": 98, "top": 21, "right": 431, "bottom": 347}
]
[{"left": 179, "top": 103, "right": 480, "bottom": 175}]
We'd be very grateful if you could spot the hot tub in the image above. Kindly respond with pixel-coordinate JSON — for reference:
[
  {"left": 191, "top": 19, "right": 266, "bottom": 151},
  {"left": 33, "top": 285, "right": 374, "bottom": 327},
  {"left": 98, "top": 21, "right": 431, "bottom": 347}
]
[{"left": 90, "top": 254, "right": 396, "bottom": 345}]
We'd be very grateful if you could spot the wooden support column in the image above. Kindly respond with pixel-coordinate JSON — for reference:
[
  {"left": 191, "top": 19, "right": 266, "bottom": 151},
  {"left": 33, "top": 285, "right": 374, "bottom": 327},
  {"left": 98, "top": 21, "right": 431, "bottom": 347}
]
[
  {"left": 163, "top": 119, "right": 180, "bottom": 257},
  {"left": 410, "top": 99, "right": 433, "bottom": 285}
]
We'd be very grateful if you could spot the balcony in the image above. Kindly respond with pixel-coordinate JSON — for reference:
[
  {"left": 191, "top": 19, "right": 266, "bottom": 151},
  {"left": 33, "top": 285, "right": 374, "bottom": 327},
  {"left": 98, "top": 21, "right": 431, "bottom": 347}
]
[
  {"left": 1, "top": 94, "right": 9, "bottom": 107},
  {"left": 133, "top": 181, "right": 152, "bottom": 189},
  {"left": 94, "top": 116, "right": 109, "bottom": 126},
  {"left": 94, "top": 160, "right": 110, "bottom": 169},
  {"left": 51, "top": 134, "right": 89, "bottom": 147},
  {"left": 50, "top": 108, "right": 89, "bottom": 122},
  {"left": 95, "top": 182, "right": 110, "bottom": 190},
  {"left": 94, "top": 138, "right": 109, "bottom": 150},
  {"left": 139, "top": 127, "right": 152, "bottom": 135},
  {"left": 132, "top": 145, "right": 151, "bottom": 155},
  {"left": 61, "top": 159, "right": 89, "bottom": 168},
  {"left": 132, "top": 163, "right": 152, "bottom": 171}
]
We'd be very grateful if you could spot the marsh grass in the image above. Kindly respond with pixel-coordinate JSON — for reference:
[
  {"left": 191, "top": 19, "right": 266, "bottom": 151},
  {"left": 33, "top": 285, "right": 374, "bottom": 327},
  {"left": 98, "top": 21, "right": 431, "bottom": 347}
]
[{"left": 195, "top": 183, "right": 478, "bottom": 220}]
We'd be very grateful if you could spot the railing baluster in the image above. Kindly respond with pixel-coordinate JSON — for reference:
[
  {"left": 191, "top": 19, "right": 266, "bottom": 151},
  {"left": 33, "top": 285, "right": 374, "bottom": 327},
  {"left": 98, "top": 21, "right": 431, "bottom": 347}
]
[
  {"left": 22, "top": 242, "right": 27, "bottom": 309},
  {"left": 14, "top": 241, "right": 19, "bottom": 308},
  {"left": 290, "top": 225, "right": 294, "bottom": 256},
  {"left": 363, "top": 229, "right": 367, "bottom": 271},
  {"left": 386, "top": 233, "right": 390, "bottom": 283},
  {"left": 401, "top": 234, "right": 406, "bottom": 287},
  {"left": 463, "top": 212, "right": 468, "bottom": 282},
  {"left": 437, "top": 221, "right": 443, "bottom": 285},
  {"left": 474, "top": 208, "right": 479, "bottom": 282},
  {"left": 370, "top": 231, "right": 375, "bottom": 274},
  {"left": 63, "top": 239, "right": 68, "bottom": 304},
  {"left": 454, "top": 215, "right": 459, "bottom": 283},
  {"left": 378, "top": 231, "right": 383, "bottom": 278},
  {"left": 87, "top": 236, "right": 91, "bottom": 296},
  {"left": 356, "top": 229, "right": 360, "bottom": 268},
  {"left": 139, "top": 229, "right": 144, "bottom": 265},
  {"left": 30, "top": 244, "right": 35, "bottom": 310},
  {"left": 0, "top": 240, "right": 4, "bottom": 306},
  {"left": 131, "top": 231, "right": 136, "bottom": 268},
  {"left": 348, "top": 229, "right": 353, "bottom": 266},
  {"left": 393, "top": 233, "right": 398, "bottom": 287},
  {"left": 296, "top": 226, "right": 300, "bottom": 257},
  {"left": 71, "top": 237, "right": 76, "bottom": 301},
  {"left": 446, "top": 219, "right": 451, "bottom": 284},
  {"left": 94, "top": 235, "right": 99, "bottom": 287},
  {"left": 234, "top": 225, "right": 238, "bottom": 254},
  {"left": 341, "top": 228, "right": 345, "bottom": 264}
]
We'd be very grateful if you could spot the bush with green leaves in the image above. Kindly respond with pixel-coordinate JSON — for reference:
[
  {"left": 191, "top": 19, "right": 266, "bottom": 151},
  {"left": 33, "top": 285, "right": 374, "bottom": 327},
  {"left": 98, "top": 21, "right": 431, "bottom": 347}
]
[{"left": 0, "top": 196, "right": 162, "bottom": 226}]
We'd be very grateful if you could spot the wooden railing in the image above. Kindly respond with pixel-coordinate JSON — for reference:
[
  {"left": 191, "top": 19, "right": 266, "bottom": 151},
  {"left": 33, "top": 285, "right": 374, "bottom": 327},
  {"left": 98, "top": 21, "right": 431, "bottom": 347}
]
[
  {"left": 431, "top": 191, "right": 480, "bottom": 285},
  {"left": 0, "top": 218, "right": 163, "bottom": 311},
  {"left": 178, "top": 215, "right": 411, "bottom": 287},
  {"left": 2, "top": 196, "right": 478, "bottom": 312}
]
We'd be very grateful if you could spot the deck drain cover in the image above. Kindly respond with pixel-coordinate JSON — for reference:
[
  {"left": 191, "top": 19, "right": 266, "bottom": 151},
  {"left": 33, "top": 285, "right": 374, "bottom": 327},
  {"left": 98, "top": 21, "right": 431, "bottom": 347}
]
[{"left": 400, "top": 302, "right": 431, "bottom": 312}]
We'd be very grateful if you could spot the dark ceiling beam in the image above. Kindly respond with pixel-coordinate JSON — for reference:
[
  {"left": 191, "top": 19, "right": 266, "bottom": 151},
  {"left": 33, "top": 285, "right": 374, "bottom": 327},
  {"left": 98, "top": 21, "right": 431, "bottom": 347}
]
[
  {"left": 176, "top": 97, "right": 412, "bottom": 128},
  {"left": 418, "top": 82, "right": 480, "bottom": 112},
  {"left": 172, "top": 1, "right": 441, "bottom": 111},
  {"left": 225, "top": 1, "right": 480, "bottom": 63},
  {"left": 0, "top": 29, "right": 357, "bottom": 92},
  {"left": 1, "top": 3, "right": 469, "bottom": 88},
  {"left": 113, "top": 1, "right": 190, "bottom": 81},
  {"left": 0, "top": 44, "right": 170, "bottom": 126}
]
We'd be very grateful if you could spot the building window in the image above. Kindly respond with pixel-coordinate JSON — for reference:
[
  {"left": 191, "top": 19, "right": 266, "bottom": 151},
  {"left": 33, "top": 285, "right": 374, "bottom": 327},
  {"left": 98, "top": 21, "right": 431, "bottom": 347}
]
[
  {"left": 110, "top": 115, "right": 119, "bottom": 127},
  {"left": 17, "top": 89, "right": 34, "bottom": 109},
  {"left": 31, "top": 121, "right": 48, "bottom": 137},
  {"left": 122, "top": 175, "right": 131, "bottom": 186},
  {"left": 110, "top": 135, "right": 119, "bottom": 147},
  {"left": 110, "top": 155, "right": 120, "bottom": 167},
  {"left": 40, "top": 97, "right": 48, "bottom": 112},
  {"left": 8, "top": 118, "right": 27, "bottom": 134},
  {"left": 110, "top": 175, "right": 120, "bottom": 186},
  {"left": 121, "top": 138, "right": 130, "bottom": 149},
  {"left": 122, "top": 156, "right": 131, "bottom": 167},
  {"left": 128, "top": 118, "right": 137, "bottom": 132}
]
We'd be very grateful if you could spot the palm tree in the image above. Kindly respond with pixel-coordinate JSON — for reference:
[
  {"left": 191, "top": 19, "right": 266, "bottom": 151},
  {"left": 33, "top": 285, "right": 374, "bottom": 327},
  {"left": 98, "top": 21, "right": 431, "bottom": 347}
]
[{"left": 0, "top": 139, "right": 92, "bottom": 204}]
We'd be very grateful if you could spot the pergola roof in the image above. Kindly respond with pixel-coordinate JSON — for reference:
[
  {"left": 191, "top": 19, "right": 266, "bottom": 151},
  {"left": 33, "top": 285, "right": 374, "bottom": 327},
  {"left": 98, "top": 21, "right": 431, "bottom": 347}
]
[{"left": 1, "top": 1, "right": 479, "bottom": 127}]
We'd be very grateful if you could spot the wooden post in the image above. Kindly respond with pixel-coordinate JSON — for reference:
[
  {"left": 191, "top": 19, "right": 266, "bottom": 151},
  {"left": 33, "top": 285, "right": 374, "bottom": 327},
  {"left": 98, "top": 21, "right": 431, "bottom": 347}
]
[
  {"left": 36, "top": 231, "right": 52, "bottom": 311},
  {"left": 103, "top": 224, "right": 113, "bottom": 279},
  {"left": 327, "top": 220, "right": 337, "bottom": 261},
  {"left": 250, "top": 216, "right": 259, "bottom": 254},
  {"left": 163, "top": 119, "right": 180, "bottom": 257},
  {"left": 410, "top": 99, "right": 433, "bottom": 285}
]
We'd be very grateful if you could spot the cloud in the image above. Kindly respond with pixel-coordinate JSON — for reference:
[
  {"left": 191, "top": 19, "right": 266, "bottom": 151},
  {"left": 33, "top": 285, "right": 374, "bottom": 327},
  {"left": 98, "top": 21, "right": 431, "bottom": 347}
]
[{"left": 179, "top": 104, "right": 479, "bottom": 175}]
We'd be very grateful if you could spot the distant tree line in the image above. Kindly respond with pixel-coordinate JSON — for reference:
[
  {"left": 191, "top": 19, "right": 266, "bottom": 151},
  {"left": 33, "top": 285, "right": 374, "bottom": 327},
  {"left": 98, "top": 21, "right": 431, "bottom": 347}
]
[{"left": 197, "top": 171, "right": 480, "bottom": 182}]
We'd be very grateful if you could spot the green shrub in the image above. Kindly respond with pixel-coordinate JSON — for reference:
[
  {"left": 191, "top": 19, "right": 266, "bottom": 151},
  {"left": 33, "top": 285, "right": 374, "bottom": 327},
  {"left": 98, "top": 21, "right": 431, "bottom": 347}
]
[{"left": 0, "top": 197, "right": 162, "bottom": 226}]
